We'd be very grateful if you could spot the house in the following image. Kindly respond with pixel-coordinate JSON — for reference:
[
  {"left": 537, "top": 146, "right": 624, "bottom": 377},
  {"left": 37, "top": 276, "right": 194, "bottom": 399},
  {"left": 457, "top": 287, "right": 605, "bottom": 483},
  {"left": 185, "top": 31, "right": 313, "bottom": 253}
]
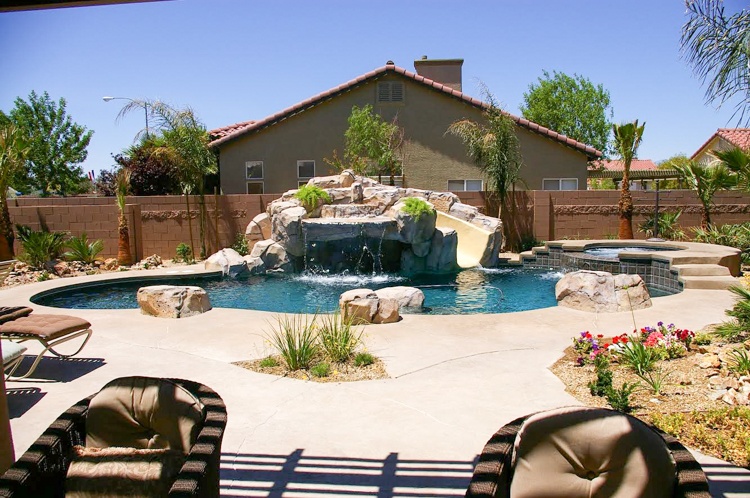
[
  {"left": 209, "top": 58, "right": 601, "bottom": 195},
  {"left": 589, "top": 159, "right": 662, "bottom": 190},
  {"left": 692, "top": 128, "right": 750, "bottom": 164}
]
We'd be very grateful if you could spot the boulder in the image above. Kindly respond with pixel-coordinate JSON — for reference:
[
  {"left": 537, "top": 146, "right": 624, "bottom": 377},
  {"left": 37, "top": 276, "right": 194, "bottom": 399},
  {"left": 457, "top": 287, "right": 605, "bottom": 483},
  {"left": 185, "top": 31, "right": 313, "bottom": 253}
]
[
  {"left": 250, "top": 239, "right": 295, "bottom": 272},
  {"left": 101, "top": 258, "right": 119, "bottom": 271},
  {"left": 373, "top": 297, "right": 400, "bottom": 324},
  {"left": 267, "top": 199, "right": 301, "bottom": 217},
  {"left": 555, "top": 270, "right": 652, "bottom": 312},
  {"left": 426, "top": 227, "right": 459, "bottom": 273},
  {"left": 448, "top": 202, "right": 479, "bottom": 222},
  {"left": 374, "top": 286, "right": 425, "bottom": 309},
  {"left": 339, "top": 288, "right": 400, "bottom": 324},
  {"left": 363, "top": 187, "right": 402, "bottom": 214},
  {"left": 340, "top": 169, "right": 356, "bottom": 188},
  {"left": 245, "top": 213, "right": 272, "bottom": 251},
  {"left": 389, "top": 198, "right": 436, "bottom": 246},
  {"left": 351, "top": 182, "right": 363, "bottom": 204},
  {"left": 427, "top": 191, "right": 459, "bottom": 213},
  {"left": 400, "top": 248, "right": 426, "bottom": 276},
  {"left": 137, "top": 285, "right": 212, "bottom": 318},
  {"left": 271, "top": 206, "right": 307, "bottom": 257},
  {"left": 243, "top": 255, "right": 266, "bottom": 275},
  {"left": 204, "top": 248, "right": 247, "bottom": 277}
]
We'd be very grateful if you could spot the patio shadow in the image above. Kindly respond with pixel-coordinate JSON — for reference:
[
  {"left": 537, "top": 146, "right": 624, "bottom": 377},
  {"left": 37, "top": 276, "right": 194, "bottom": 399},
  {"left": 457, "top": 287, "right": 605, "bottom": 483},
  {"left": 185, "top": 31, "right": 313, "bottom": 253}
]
[
  {"left": 220, "top": 450, "right": 477, "bottom": 497},
  {"left": 5, "top": 387, "right": 45, "bottom": 419},
  {"left": 7, "top": 356, "right": 105, "bottom": 383}
]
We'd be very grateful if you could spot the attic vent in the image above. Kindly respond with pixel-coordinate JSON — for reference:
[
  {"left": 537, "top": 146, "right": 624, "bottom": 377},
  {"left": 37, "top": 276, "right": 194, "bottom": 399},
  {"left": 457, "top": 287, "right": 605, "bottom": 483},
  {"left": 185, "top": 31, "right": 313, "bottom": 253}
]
[{"left": 377, "top": 82, "right": 404, "bottom": 103}]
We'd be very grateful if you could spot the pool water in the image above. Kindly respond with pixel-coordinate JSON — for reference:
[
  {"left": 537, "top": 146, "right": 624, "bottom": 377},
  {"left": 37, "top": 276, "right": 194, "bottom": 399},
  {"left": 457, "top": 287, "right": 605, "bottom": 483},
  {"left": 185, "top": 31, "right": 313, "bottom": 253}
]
[
  {"left": 583, "top": 246, "right": 679, "bottom": 259},
  {"left": 33, "top": 268, "right": 565, "bottom": 315}
]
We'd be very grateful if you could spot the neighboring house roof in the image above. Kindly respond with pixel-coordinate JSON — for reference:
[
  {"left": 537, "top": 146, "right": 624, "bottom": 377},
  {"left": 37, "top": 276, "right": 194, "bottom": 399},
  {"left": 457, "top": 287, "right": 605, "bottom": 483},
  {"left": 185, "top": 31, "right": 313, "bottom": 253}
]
[
  {"left": 208, "top": 63, "right": 602, "bottom": 159},
  {"left": 590, "top": 159, "right": 659, "bottom": 171},
  {"left": 691, "top": 128, "right": 750, "bottom": 159}
]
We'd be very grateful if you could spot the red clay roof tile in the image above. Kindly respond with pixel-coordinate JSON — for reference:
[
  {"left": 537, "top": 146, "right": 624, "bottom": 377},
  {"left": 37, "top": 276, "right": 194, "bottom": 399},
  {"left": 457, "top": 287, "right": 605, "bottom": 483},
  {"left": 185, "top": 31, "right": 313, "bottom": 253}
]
[
  {"left": 208, "top": 64, "right": 601, "bottom": 159},
  {"left": 590, "top": 159, "right": 659, "bottom": 171},
  {"left": 691, "top": 128, "right": 750, "bottom": 159}
]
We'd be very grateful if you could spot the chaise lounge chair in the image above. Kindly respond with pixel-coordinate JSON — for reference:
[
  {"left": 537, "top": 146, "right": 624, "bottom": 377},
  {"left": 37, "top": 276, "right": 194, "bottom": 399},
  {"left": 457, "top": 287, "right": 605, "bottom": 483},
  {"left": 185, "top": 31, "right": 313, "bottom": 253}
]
[
  {"left": 466, "top": 406, "right": 710, "bottom": 498},
  {"left": 1, "top": 340, "right": 26, "bottom": 379},
  {"left": 0, "top": 376, "right": 228, "bottom": 497},
  {"left": 0, "top": 306, "right": 92, "bottom": 380}
]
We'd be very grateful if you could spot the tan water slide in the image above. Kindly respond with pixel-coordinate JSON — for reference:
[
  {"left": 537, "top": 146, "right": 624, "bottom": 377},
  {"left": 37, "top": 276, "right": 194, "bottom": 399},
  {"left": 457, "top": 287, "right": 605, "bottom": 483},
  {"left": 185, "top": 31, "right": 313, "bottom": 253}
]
[{"left": 436, "top": 211, "right": 493, "bottom": 268}]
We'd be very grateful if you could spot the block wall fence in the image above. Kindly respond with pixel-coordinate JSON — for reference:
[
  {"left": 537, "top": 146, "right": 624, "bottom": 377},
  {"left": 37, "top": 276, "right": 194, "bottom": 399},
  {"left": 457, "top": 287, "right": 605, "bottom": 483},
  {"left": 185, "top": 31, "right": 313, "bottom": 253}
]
[{"left": 6, "top": 190, "right": 750, "bottom": 260}]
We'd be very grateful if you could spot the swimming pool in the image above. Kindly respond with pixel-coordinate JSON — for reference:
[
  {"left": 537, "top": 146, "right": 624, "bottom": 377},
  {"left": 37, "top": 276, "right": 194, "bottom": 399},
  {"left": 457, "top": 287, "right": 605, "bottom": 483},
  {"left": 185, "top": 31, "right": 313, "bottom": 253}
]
[
  {"left": 583, "top": 245, "right": 683, "bottom": 259},
  {"left": 33, "top": 268, "right": 565, "bottom": 315}
]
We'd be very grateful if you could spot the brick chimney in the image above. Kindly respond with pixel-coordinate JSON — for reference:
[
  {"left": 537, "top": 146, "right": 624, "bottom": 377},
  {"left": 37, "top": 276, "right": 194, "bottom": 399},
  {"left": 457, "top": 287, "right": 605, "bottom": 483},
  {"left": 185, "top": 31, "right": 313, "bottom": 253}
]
[{"left": 413, "top": 56, "right": 463, "bottom": 92}]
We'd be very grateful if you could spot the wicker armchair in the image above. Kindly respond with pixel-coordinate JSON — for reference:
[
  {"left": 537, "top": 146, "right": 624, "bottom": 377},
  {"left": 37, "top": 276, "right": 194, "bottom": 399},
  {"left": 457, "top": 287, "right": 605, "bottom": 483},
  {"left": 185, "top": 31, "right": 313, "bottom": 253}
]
[
  {"left": 0, "top": 377, "right": 227, "bottom": 498},
  {"left": 466, "top": 407, "right": 710, "bottom": 498}
]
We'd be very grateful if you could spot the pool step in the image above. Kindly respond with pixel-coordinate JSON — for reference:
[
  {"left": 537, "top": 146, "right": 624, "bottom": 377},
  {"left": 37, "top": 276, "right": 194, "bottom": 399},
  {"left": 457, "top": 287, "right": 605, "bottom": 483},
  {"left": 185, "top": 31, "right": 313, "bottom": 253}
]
[
  {"left": 672, "top": 264, "right": 732, "bottom": 277},
  {"left": 679, "top": 275, "right": 739, "bottom": 290}
]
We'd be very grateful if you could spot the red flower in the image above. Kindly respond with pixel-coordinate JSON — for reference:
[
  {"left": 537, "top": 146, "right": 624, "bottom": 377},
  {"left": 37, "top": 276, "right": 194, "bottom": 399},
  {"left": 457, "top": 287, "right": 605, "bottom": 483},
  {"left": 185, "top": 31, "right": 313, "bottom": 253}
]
[
  {"left": 603, "top": 343, "right": 610, "bottom": 349},
  {"left": 597, "top": 334, "right": 604, "bottom": 339},
  {"left": 613, "top": 336, "right": 620, "bottom": 344}
]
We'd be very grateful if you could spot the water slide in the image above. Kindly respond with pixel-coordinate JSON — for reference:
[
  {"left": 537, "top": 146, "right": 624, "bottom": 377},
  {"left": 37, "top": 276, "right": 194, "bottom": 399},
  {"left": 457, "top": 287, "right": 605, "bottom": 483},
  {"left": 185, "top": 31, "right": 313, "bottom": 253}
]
[{"left": 436, "top": 211, "right": 494, "bottom": 268}]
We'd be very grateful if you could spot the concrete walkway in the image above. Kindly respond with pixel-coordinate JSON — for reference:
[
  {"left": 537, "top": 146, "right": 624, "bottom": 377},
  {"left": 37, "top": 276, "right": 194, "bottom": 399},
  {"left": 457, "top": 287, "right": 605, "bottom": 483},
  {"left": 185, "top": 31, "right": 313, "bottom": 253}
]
[{"left": 2, "top": 267, "right": 749, "bottom": 497}]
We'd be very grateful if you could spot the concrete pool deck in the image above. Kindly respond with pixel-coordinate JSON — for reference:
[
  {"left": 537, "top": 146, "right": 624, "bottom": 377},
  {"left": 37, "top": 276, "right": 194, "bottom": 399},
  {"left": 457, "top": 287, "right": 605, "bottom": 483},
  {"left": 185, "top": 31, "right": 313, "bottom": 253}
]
[{"left": 2, "top": 265, "right": 749, "bottom": 497}]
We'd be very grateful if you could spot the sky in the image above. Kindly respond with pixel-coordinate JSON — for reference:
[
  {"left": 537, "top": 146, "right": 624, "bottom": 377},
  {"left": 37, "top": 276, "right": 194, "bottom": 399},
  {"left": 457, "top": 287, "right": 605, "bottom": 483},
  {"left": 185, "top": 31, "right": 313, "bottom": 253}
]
[{"left": 1, "top": 0, "right": 747, "bottom": 178}]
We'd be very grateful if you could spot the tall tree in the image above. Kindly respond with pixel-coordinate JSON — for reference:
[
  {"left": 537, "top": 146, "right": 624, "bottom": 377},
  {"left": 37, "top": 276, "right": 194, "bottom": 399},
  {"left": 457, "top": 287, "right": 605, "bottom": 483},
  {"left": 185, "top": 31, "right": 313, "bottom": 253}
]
[
  {"left": 115, "top": 168, "right": 133, "bottom": 265},
  {"left": 612, "top": 120, "right": 646, "bottom": 239},
  {"left": 0, "top": 124, "right": 29, "bottom": 259},
  {"left": 520, "top": 70, "right": 614, "bottom": 155},
  {"left": 114, "top": 135, "right": 181, "bottom": 196},
  {"left": 682, "top": 0, "right": 750, "bottom": 124},
  {"left": 711, "top": 147, "right": 750, "bottom": 191},
  {"left": 2, "top": 91, "right": 92, "bottom": 196},
  {"left": 118, "top": 100, "right": 217, "bottom": 258},
  {"left": 447, "top": 90, "right": 523, "bottom": 247},
  {"left": 674, "top": 160, "right": 736, "bottom": 226},
  {"left": 344, "top": 104, "right": 405, "bottom": 184}
]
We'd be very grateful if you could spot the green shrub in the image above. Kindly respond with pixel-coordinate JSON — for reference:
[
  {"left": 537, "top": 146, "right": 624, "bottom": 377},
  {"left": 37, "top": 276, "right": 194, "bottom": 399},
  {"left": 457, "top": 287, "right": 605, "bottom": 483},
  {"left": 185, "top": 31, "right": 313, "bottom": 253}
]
[
  {"left": 715, "top": 285, "right": 750, "bottom": 342},
  {"left": 36, "top": 270, "right": 50, "bottom": 282},
  {"left": 175, "top": 243, "right": 194, "bottom": 264},
  {"left": 401, "top": 197, "right": 434, "bottom": 218},
  {"left": 16, "top": 225, "right": 68, "bottom": 268},
  {"left": 638, "top": 210, "right": 685, "bottom": 240},
  {"left": 266, "top": 314, "right": 319, "bottom": 370},
  {"left": 232, "top": 233, "right": 249, "bottom": 256},
  {"left": 318, "top": 313, "right": 363, "bottom": 362},
  {"left": 311, "top": 362, "right": 331, "bottom": 378},
  {"left": 588, "top": 368, "right": 613, "bottom": 397},
  {"left": 694, "top": 332, "right": 713, "bottom": 345},
  {"left": 606, "top": 382, "right": 638, "bottom": 413},
  {"left": 64, "top": 232, "right": 104, "bottom": 264},
  {"left": 693, "top": 222, "right": 750, "bottom": 264},
  {"left": 728, "top": 348, "right": 750, "bottom": 376},
  {"left": 616, "top": 339, "right": 658, "bottom": 376},
  {"left": 354, "top": 352, "right": 375, "bottom": 367},
  {"left": 259, "top": 356, "right": 278, "bottom": 368},
  {"left": 294, "top": 185, "right": 331, "bottom": 212}
]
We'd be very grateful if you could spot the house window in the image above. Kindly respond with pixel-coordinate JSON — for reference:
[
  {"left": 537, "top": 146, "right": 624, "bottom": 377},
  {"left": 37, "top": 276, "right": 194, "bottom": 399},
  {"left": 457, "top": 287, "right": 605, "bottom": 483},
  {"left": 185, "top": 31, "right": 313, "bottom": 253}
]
[
  {"left": 245, "top": 161, "right": 263, "bottom": 180},
  {"left": 298, "top": 160, "right": 315, "bottom": 184},
  {"left": 246, "top": 182, "right": 263, "bottom": 194},
  {"left": 377, "top": 82, "right": 404, "bottom": 103},
  {"left": 447, "top": 179, "right": 483, "bottom": 191},
  {"left": 543, "top": 178, "right": 578, "bottom": 190}
]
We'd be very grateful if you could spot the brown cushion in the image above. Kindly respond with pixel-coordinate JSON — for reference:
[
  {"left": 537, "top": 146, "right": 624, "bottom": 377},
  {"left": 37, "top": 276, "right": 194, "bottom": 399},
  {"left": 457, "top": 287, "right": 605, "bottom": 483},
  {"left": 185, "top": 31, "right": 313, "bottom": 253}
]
[
  {"left": 509, "top": 407, "right": 675, "bottom": 498},
  {"left": 0, "top": 306, "right": 33, "bottom": 325},
  {"left": 85, "top": 377, "right": 204, "bottom": 453},
  {"left": 0, "top": 314, "right": 90, "bottom": 340},
  {"left": 65, "top": 445, "right": 186, "bottom": 498}
]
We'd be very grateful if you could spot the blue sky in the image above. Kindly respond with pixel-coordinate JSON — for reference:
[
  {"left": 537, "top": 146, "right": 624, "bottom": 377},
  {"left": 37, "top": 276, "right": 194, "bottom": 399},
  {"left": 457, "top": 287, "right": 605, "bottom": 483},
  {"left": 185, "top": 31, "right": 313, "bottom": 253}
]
[{"left": 0, "top": 0, "right": 746, "bottom": 177}]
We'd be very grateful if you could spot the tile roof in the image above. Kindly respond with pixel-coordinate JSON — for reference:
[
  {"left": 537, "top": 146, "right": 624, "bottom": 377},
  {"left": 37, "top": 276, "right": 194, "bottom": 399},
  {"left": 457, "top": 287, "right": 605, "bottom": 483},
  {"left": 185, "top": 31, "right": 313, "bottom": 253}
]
[
  {"left": 590, "top": 159, "right": 658, "bottom": 171},
  {"left": 691, "top": 128, "right": 750, "bottom": 159},
  {"left": 208, "top": 64, "right": 602, "bottom": 159}
]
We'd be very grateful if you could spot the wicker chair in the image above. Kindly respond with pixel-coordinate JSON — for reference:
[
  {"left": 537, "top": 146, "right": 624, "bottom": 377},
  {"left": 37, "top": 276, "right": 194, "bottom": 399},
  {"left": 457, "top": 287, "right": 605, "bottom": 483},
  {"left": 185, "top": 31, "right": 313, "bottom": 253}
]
[
  {"left": 0, "top": 377, "right": 227, "bottom": 498},
  {"left": 466, "top": 407, "right": 710, "bottom": 498}
]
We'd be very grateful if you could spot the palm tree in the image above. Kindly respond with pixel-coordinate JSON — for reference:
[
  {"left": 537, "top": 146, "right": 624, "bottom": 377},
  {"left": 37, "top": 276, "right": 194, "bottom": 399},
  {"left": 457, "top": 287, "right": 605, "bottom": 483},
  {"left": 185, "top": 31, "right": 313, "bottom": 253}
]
[
  {"left": 711, "top": 147, "right": 750, "bottom": 191},
  {"left": 118, "top": 100, "right": 217, "bottom": 258},
  {"left": 446, "top": 91, "right": 523, "bottom": 220},
  {"left": 0, "top": 124, "right": 29, "bottom": 260},
  {"left": 682, "top": 0, "right": 750, "bottom": 124},
  {"left": 115, "top": 168, "right": 133, "bottom": 265},
  {"left": 612, "top": 120, "right": 646, "bottom": 239},
  {"left": 674, "top": 160, "right": 736, "bottom": 227}
]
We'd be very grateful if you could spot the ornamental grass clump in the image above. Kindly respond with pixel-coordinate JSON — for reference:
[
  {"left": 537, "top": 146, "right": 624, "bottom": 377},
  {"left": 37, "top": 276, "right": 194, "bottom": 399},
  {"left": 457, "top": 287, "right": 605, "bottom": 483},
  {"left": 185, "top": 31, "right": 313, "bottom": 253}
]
[
  {"left": 318, "top": 313, "right": 363, "bottom": 363},
  {"left": 294, "top": 184, "right": 331, "bottom": 213},
  {"left": 715, "top": 285, "right": 750, "bottom": 342},
  {"left": 266, "top": 314, "right": 319, "bottom": 371},
  {"left": 401, "top": 197, "right": 434, "bottom": 218},
  {"left": 64, "top": 232, "right": 104, "bottom": 264}
]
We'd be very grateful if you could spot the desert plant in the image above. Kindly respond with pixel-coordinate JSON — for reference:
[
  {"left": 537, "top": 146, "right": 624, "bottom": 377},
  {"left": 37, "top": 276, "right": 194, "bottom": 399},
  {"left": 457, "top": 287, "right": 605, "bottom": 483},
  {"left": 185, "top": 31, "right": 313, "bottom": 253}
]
[
  {"left": 615, "top": 339, "right": 658, "bottom": 376},
  {"left": 115, "top": 168, "right": 133, "bottom": 265},
  {"left": 606, "top": 381, "right": 638, "bottom": 413},
  {"left": 15, "top": 225, "right": 67, "bottom": 268},
  {"left": 311, "top": 362, "right": 331, "bottom": 378},
  {"left": 715, "top": 285, "right": 750, "bottom": 341},
  {"left": 232, "top": 232, "right": 249, "bottom": 256},
  {"left": 354, "top": 352, "right": 375, "bottom": 367},
  {"left": 175, "top": 242, "right": 194, "bottom": 264},
  {"left": 637, "top": 210, "right": 685, "bottom": 240},
  {"left": 675, "top": 161, "right": 736, "bottom": 227},
  {"left": 36, "top": 270, "right": 50, "bottom": 282},
  {"left": 294, "top": 184, "right": 331, "bottom": 213},
  {"left": 318, "top": 312, "right": 363, "bottom": 363},
  {"left": 64, "top": 232, "right": 104, "bottom": 263},
  {"left": 259, "top": 356, "right": 278, "bottom": 368},
  {"left": 266, "top": 314, "right": 319, "bottom": 371},
  {"left": 636, "top": 366, "right": 671, "bottom": 395},
  {"left": 693, "top": 222, "right": 750, "bottom": 264},
  {"left": 401, "top": 197, "right": 435, "bottom": 218},
  {"left": 694, "top": 332, "right": 713, "bottom": 346},
  {"left": 728, "top": 348, "right": 750, "bottom": 376}
]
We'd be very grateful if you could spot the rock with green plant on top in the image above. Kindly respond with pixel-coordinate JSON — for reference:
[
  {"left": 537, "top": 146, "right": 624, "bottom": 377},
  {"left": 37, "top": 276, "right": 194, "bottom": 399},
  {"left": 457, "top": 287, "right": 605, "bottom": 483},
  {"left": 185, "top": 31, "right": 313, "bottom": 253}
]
[
  {"left": 294, "top": 184, "right": 332, "bottom": 215},
  {"left": 389, "top": 197, "right": 436, "bottom": 248}
]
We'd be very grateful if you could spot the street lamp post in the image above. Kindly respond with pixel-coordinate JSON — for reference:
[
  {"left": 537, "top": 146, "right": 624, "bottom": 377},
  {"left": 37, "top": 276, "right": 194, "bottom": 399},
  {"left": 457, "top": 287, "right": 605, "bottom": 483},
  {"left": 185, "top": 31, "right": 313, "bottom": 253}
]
[{"left": 102, "top": 96, "right": 149, "bottom": 138}]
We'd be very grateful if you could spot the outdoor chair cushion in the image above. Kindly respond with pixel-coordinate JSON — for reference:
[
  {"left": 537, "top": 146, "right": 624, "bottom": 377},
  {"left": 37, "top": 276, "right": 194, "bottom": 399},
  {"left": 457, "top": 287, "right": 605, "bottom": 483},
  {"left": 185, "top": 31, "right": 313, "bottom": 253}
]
[
  {"left": 1, "top": 340, "right": 26, "bottom": 364},
  {"left": 509, "top": 406, "right": 676, "bottom": 498},
  {"left": 66, "top": 445, "right": 186, "bottom": 498},
  {"left": 0, "top": 306, "right": 32, "bottom": 325},
  {"left": 85, "top": 376, "right": 204, "bottom": 452},
  {"left": 0, "top": 314, "right": 91, "bottom": 340}
]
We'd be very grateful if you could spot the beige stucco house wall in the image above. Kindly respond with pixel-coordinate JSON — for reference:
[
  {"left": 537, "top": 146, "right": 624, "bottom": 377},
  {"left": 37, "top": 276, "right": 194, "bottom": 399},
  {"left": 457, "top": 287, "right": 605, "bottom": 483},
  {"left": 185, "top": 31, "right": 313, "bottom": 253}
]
[{"left": 212, "top": 61, "right": 599, "bottom": 195}]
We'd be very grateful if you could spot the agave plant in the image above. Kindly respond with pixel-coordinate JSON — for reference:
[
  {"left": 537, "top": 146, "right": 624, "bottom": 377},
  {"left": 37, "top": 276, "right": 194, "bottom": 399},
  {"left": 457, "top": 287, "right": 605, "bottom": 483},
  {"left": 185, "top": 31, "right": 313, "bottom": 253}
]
[
  {"left": 638, "top": 210, "right": 685, "bottom": 240},
  {"left": 15, "top": 224, "right": 68, "bottom": 268},
  {"left": 64, "top": 232, "right": 104, "bottom": 264}
]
